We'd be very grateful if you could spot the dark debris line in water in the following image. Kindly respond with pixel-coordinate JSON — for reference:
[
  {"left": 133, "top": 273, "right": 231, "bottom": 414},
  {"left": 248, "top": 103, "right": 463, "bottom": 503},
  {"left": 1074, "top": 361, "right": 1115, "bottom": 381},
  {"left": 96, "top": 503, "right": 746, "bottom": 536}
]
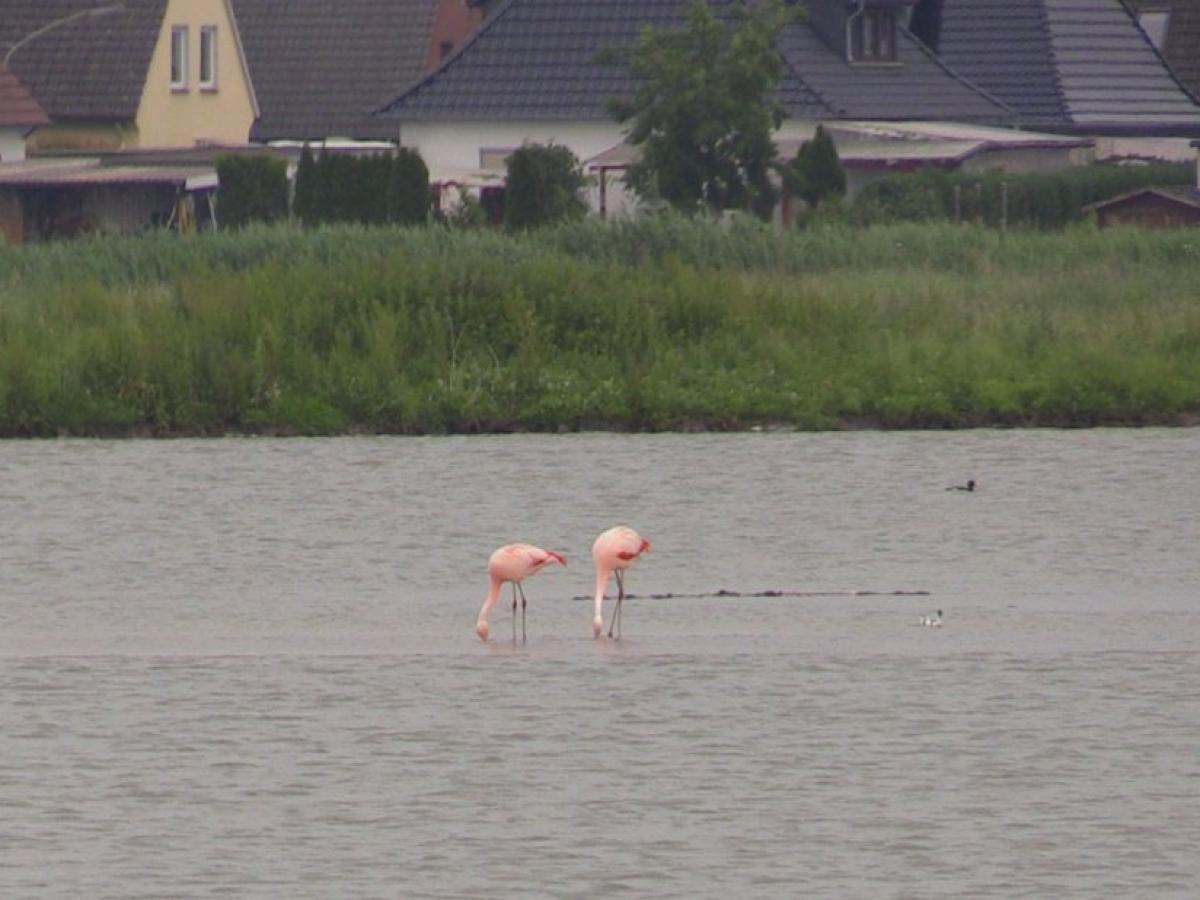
[{"left": 571, "top": 589, "right": 931, "bottom": 601}]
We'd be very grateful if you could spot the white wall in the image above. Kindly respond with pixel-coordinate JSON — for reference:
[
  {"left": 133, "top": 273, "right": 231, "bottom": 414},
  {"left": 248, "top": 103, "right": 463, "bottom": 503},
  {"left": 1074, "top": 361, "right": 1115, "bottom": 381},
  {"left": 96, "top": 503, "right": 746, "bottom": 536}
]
[
  {"left": 399, "top": 120, "right": 626, "bottom": 174},
  {"left": 0, "top": 128, "right": 27, "bottom": 163}
]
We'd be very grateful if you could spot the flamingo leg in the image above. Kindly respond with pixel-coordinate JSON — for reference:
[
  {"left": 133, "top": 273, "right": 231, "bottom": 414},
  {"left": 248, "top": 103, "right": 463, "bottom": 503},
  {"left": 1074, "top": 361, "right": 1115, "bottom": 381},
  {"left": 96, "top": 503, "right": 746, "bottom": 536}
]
[
  {"left": 511, "top": 583, "right": 518, "bottom": 644},
  {"left": 517, "top": 582, "right": 528, "bottom": 644},
  {"left": 608, "top": 570, "right": 625, "bottom": 639}
]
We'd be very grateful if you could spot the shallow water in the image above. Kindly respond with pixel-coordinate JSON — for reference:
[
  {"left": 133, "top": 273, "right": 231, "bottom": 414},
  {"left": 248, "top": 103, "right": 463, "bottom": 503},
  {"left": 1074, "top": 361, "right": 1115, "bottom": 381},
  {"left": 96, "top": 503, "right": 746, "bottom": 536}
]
[{"left": 2, "top": 431, "right": 1198, "bottom": 897}]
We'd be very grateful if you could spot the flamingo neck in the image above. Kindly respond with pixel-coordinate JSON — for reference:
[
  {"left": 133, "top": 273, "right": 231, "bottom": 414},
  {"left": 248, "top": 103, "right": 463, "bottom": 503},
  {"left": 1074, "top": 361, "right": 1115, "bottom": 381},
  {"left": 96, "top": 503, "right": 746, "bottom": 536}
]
[
  {"left": 476, "top": 577, "right": 503, "bottom": 639},
  {"left": 592, "top": 566, "right": 610, "bottom": 636}
]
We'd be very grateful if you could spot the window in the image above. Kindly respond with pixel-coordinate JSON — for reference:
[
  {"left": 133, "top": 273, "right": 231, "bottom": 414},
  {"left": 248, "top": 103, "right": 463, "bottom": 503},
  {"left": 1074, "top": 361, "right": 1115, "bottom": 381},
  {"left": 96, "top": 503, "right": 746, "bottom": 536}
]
[
  {"left": 851, "top": 8, "right": 897, "bottom": 63},
  {"left": 200, "top": 26, "right": 218, "bottom": 89},
  {"left": 1138, "top": 11, "right": 1170, "bottom": 51},
  {"left": 170, "top": 25, "right": 189, "bottom": 89}
]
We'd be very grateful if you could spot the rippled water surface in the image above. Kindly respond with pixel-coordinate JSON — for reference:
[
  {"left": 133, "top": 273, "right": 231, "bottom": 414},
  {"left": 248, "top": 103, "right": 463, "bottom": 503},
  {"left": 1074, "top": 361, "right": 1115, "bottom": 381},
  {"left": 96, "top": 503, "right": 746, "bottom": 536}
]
[{"left": 2, "top": 431, "right": 1198, "bottom": 897}]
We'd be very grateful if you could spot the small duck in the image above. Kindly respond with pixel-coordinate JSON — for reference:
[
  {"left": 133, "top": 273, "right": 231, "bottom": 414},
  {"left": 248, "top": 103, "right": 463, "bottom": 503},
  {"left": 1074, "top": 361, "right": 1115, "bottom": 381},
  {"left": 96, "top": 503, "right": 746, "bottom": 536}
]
[
  {"left": 947, "top": 479, "right": 976, "bottom": 492},
  {"left": 919, "top": 610, "right": 944, "bottom": 627}
]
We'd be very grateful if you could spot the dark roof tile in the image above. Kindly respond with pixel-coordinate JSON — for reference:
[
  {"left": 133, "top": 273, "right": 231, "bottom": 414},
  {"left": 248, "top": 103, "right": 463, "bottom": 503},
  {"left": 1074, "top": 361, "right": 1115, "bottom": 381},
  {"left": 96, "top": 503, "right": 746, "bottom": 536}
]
[
  {"left": 232, "top": 0, "right": 442, "bottom": 141},
  {"left": 0, "top": 0, "right": 165, "bottom": 122},
  {"left": 931, "top": 0, "right": 1200, "bottom": 135},
  {"left": 377, "top": 0, "right": 1011, "bottom": 125}
]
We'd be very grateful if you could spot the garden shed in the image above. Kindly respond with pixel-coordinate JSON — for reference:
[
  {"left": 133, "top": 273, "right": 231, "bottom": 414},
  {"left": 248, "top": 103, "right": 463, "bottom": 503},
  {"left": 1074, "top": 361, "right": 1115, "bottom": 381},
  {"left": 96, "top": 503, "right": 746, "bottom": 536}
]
[{"left": 1084, "top": 186, "right": 1200, "bottom": 227}]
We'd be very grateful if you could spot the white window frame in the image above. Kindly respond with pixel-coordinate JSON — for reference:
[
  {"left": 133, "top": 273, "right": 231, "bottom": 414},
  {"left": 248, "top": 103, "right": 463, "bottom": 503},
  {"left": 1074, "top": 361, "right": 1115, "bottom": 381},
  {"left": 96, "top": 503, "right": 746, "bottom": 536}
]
[
  {"left": 170, "top": 25, "right": 189, "bottom": 90},
  {"left": 851, "top": 9, "right": 898, "bottom": 64},
  {"left": 199, "top": 25, "right": 218, "bottom": 90}
]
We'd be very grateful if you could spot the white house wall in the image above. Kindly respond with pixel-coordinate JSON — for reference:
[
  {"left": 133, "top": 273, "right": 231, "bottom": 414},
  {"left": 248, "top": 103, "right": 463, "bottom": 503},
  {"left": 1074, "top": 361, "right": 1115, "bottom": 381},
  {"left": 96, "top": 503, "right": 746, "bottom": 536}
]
[
  {"left": 0, "top": 129, "right": 27, "bottom": 164},
  {"left": 399, "top": 118, "right": 820, "bottom": 217}
]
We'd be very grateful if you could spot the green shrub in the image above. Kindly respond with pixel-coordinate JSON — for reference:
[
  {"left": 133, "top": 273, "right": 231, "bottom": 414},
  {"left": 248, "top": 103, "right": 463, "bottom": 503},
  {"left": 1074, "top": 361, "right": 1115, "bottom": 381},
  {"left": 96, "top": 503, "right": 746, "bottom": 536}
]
[
  {"left": 387, "top": 149, "right": 431, "bottom": 225},
  {"left": 504, "top": 143, "right": 588, "bottom": 230},
  {"left": 215, "top": 154, "right": 289, "bottom": 229},
  {"left": 293, "top": 144, "right": 318, "bottom": 224},
  {"left": 790, "top": 124, "right": 846, "bottom": 208},
  {"left": 852, "top": 162, "right": 1193, "bottom": 229}
]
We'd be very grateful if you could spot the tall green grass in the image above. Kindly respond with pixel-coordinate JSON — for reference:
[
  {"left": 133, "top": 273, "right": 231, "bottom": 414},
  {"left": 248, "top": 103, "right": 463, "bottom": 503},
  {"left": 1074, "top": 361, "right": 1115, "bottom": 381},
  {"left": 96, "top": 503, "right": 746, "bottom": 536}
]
[{"left": 2, "top": 219, "right": 1198, "bottom": 435}]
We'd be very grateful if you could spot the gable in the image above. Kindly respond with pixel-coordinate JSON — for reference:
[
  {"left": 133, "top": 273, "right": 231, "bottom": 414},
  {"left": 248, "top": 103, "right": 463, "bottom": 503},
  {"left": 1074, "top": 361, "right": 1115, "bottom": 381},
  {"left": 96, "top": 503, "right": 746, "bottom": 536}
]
[{"left": 0, "top": 0, "right": 167, "bottom": 123}]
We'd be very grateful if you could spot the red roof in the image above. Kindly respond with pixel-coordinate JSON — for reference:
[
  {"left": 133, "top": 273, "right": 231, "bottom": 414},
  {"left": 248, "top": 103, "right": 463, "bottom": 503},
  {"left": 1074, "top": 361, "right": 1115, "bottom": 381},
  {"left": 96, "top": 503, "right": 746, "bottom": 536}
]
[{"left": 0, "top": 61, "right": 49, "bottom": 128}]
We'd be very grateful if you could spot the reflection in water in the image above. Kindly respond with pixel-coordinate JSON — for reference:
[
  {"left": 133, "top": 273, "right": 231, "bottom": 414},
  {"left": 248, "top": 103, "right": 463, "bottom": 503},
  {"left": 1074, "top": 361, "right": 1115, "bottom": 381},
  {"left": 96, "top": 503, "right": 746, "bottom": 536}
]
[{"left": 1, "top": 431, "right": 1198, "bottom": 896}]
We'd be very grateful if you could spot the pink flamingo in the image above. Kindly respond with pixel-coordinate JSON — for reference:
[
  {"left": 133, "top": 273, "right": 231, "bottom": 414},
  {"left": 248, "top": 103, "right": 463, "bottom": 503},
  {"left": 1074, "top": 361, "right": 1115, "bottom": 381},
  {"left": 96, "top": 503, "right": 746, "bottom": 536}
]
[
  {"left": 592, "top": 525, "right": 652, "bottom": 639},
  {"left": 476, "top": 543, "right": 566, "bottom": 643}
]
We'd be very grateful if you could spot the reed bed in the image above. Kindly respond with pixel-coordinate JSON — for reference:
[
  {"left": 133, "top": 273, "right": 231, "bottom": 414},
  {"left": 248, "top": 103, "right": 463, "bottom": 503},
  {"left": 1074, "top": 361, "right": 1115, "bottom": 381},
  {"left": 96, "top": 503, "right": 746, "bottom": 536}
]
[{"left": 1, "top": 219, "right": 1197, "bottom": 436}]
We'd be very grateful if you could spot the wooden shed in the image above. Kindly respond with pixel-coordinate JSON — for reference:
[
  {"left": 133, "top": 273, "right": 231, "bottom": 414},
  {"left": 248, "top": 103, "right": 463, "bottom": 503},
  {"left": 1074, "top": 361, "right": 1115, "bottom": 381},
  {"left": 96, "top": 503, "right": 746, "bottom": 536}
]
[{"left": 1084, "top": 186, "right": 1200, "bottom": 228}]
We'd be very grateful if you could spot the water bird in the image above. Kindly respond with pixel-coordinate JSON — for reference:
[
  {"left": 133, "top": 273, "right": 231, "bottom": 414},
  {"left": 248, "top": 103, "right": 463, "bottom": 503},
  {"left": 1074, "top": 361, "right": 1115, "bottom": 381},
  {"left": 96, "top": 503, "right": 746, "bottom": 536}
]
[
  {"left": 476, "top": 544, "right": 566, "bottom": 643},
  {"left": 919, "top": 610, "right": 944, "bottom": 627},
  {"left": 947, "top": 479, "right": 976, "bottom": 492},
  {"left": 592, "top": 525, "right": 652, "bottom": 639}
]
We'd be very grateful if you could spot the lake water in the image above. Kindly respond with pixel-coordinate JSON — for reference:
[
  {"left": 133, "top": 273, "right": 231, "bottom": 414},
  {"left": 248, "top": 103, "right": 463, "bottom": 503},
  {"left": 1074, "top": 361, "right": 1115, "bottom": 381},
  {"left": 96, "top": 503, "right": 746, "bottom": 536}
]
[{"left": 2, "top": 431, "right": 1198, "bottom": 898}]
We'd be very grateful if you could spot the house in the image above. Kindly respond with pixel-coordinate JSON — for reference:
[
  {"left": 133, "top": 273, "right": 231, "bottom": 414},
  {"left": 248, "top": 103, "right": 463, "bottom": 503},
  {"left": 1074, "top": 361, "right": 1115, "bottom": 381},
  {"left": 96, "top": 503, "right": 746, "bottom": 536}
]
[
  {"left": 0, "top": 62, "right": 48, "bottom": 164},
  {"left": 911, "top": 0, "right": 1200, "bottom": 159},
  {"left": 373, "top": 0, "right": 1020, "bottom": 216},
  {"left": 0, "top": 0, "right": 258, "bottom": 151},
  {"left": 1083, "top": 137, "right": 1200, "bottom": 226},
  {"left": 1084, "top": 184, "right": 1200, "bottom": 227},
  {"left": 1124, "top": 0, "right": 1200, "bottom": 100},
  {"left": 231, "top": 0, "right": 482, "bottom": 143}
]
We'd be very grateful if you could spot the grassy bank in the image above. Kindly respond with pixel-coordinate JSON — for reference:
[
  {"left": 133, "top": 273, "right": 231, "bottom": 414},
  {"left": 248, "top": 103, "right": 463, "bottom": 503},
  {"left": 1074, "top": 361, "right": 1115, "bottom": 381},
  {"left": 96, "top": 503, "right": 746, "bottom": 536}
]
[{"left": 1, "top": 218, "right": 1198, "bottom": 436}]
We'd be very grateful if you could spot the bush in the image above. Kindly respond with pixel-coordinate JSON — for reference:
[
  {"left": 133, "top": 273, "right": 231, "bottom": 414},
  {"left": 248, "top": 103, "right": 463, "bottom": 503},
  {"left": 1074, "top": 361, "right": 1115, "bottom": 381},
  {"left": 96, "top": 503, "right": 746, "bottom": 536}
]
[
  {"left": 388, "top": 149, "right": 431, "bottom": 225},
  {"left": 215, "top": 155, "right": 289, "bottom": 229},
  {"left": 504, "top": 143, "right": 588, "bottom": 230},
  {"left": 852, "top": 162, "right": 1194, "bottom": 229},
  {"left": 293, "top": 144, "right": 318, "bottom": 224},
  {"left": 790, "top": 124, "right": 846, "bottom": 208}
]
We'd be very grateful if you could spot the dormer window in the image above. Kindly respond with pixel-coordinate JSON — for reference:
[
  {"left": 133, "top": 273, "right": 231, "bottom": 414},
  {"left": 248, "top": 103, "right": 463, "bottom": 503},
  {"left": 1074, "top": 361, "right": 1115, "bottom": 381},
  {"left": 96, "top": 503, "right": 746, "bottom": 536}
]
[
  {"left": 851, "top": 8, "right": 897, "bottom": 63},
  {"left": 1137, "top": 10, "right": 1170, "bottom": 51}
]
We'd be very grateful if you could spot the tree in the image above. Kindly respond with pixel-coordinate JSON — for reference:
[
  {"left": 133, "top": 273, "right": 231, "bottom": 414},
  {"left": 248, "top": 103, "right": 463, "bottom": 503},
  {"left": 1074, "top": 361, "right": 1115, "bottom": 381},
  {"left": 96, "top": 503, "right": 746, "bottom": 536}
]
[
  {"left": 790, "top": 124, "right": 846, "bottom": 208},
  {"left": 387, "top": 148, "right": 431, "bottom": 225},
  {"left": 504, "top": 143, "right": 587, "bottom": 230},
  {"left": 606, "top": 0, "right": 796, "bottom": 219},
  {"left": 293, "top": 143, "right": 318, "bottom": 223},
  {"left": 214, "top": 154, "right": 288, "bottom": 228}
]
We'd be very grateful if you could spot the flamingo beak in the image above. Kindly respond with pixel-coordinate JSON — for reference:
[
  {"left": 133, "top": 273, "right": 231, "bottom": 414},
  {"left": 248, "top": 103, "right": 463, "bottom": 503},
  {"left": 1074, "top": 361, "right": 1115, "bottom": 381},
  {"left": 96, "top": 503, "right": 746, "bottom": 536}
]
[{"left": 476, "top": 620, "right": 489, "bottom": 642}]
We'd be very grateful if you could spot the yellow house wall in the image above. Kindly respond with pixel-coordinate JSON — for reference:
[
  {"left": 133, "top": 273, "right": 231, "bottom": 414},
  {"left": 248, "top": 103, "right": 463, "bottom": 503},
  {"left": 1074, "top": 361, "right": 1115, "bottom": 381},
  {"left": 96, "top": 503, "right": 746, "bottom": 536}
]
[{"left": 136, "top": 0, "right": 256, "bottom": 147}]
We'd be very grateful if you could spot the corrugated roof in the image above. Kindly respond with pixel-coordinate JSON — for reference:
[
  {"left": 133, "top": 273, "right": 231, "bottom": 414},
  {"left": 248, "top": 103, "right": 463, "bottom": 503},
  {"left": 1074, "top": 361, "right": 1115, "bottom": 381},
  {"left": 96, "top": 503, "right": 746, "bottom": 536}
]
[
  {"left": 232, "top": 0, "right": 442, "bottom": 141},
  {"left": 0, "top": 0, "right": 166, "bottom": 123},
  {"left": 375, "top": 0, "right": 1012, "bottom": 125},
  {"left": 930, "top": 0, "right": 1200, "bottom": 135},
  {"left": 0, "top": 61, "right": 49, "bottom": 128},
  {"left": 0, "top": 160, "right": 215, "bottom": 189}
]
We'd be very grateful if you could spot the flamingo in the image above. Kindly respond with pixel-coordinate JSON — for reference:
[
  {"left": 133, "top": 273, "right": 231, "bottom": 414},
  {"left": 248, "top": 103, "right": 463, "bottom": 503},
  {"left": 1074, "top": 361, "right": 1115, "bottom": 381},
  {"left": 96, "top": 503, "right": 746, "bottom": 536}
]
[
  {"left": 592, "top": 525, "right": 651, "bottom": 639},
  {"left": 476, "top": 544, "right": 566, "bottom": 643}
]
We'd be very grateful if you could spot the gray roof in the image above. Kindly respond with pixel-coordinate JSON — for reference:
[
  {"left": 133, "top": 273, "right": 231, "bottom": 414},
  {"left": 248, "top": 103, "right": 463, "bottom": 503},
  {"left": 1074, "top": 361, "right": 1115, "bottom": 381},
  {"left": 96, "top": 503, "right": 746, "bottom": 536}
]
[
  {"left": 376, "top": 0, "right": 1012, "bottom": 125},
  {"left": 929, "top": 0, "right": 1200, "bottom": 135},
  {"left": 0, "top": 61, "right": 49, "bottom": 128},
  {"left": 1084, "top": 184, "right": 1200, "bottom": 210},
  {"left": 232, "top": 0, "right": 442, "bottom": 141},
  {"left": 0, "top": 0, "right": 166, "bottom": 123},
  {"left": 1125, "top": 0, "right": 1200, "bottom": 98}
]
